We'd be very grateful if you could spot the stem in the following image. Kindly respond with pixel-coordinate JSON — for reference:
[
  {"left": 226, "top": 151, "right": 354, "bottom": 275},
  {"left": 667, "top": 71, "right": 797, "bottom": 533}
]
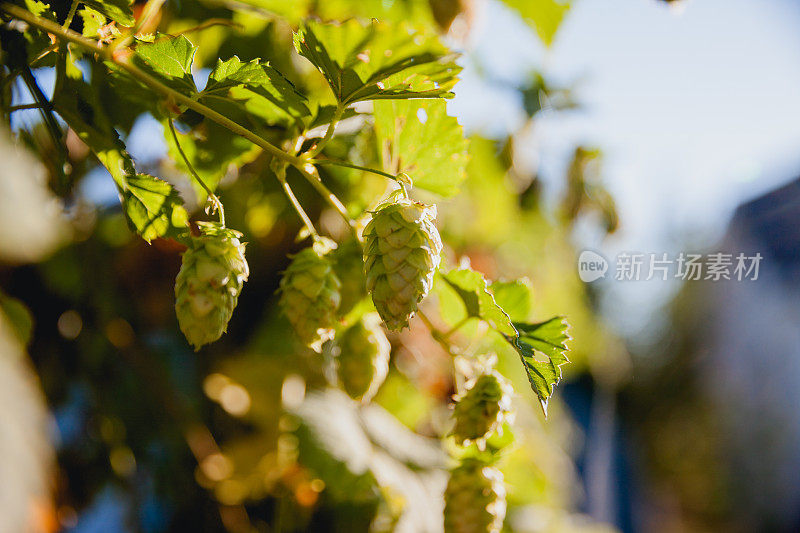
[
  {"left": 294, "top": 163, "right": 358, "bottom": 236},
  {"left": 171, "top": 19, "right": 242, "bottom": 37},
  {"left": 167, "top": 117, "right": 225, "bottom": 226},
  {"left": 7, "top": 102, "right": 47, "bottom": 111},
  {"left": 417, "top": 309, "right": 458, "bottom": 355},
  {"left": 306, "top": 103, "right": 343, "bottom": 158},
  {"left": 275, "top": 164, "right": 319, "bottom": 240},
  {"left": 309, "top": 158, "right": 398, "bottom": 182},
  {"left": 442, "top": 316, "right": 470, "bottom": 341},
  {"left": 63, "top": 0, "right": 80, "bottom": 29},
  {"left": 1, "top": 3, "right": 302, "bottom": 167}
]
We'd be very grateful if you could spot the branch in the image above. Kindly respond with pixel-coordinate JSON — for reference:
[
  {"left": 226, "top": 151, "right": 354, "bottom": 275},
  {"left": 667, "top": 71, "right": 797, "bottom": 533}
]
[{"left": 0, "top": 2, "right": 303, "bottom": 168}]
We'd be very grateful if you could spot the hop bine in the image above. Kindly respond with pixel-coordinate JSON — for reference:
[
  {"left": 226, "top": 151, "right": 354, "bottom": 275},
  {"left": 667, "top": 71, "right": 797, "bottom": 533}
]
[
  {"left": 175, "top": 222, "right": 249, "bottom": 350},
  {"left": 363, "top": 197, "right": 442, "bottom": 330},
  {"left": 334, "top": 313, "right": 390, "bottom": 402},
  {"left": 444, "top": 458, "right": 506, "bottom": 533},
  {"left": 279, "top": 239, "right": 342, "bottom": 352}
]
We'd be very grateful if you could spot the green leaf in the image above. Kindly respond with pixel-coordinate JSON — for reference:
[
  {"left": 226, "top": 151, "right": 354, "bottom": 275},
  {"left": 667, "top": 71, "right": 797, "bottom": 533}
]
[
  {"left": 490, "top": 279, "right": 532, "bottom": 322},
  {"left": 79, "top": 7, "right": 108, "bottom": 39},
  {"left": 373, "top": 99, "right": 468, "bottom": 197},
  {"left": 294, "top": 19, "right": 460, "bottom": 104},
  {"left": 501, "top": 0, "right": 570, "bottom": 47},
  {"left": 81, "top": 0, "right": 134, "bottom": 26},
  {"left": 132, "top": 35, "right": 198, "bottom": 96},
  {"left": 53, "top": 74, "right": 187, "bottom": 242},
  {"left": 439, "top": 268, "right": 516, "bottom": 336},
  {"left": 52, "top": 73, "right": 134, "bottom": 186},
  {"left": 23, "top": 0, "right": 55, "bottom": 19},
  {"left": 201, "top": 56, "right": 310, "bottom": 125},
  {"left": 503, "top": 317, "right": 571, "bottom": 414},
  {"left": 120, "top": 174, "right": 189, "bottom": 243}
]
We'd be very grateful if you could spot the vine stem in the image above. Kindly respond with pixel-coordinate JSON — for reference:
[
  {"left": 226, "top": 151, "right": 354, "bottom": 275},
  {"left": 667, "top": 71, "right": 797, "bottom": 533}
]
[
  {"left": 441, "top": 316, "right": 470, "bottom": 341},
  {"left": 3, "top": 2, "right": 359, "bottom": 242},
  {"left": 309, "top": 158, "right": 398, "bottom": 182},
  {"left": 63, "top": 0, "right": 79, "bottom": 29},
  {"left": 274, "top": 164, "right": 320, "bottom": 240},
  {"left": 295, "top": 163, "right": 359, "bottom": 237},
  {"left": 0, "top": 3, "right": 303, "bottom": 168},
  {"left": 167, "top": 117, "right": 225, "bottom": 226},
  {"left": 416, "top": 309, "right": 459, "bottom": 355},
  {"left": 7, "top": 102, "right": 47, "bottom": 112},
  {"left": 306, "top": 102, "right": 344, "bottom": 158}
]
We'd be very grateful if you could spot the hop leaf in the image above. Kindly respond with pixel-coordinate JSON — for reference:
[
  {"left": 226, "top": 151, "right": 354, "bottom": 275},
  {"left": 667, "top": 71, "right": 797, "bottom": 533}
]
[
  {"left": 334, "top": 313, "right": 390, "bottom": 402},
  {"left": 444, "top": 458, "right": 506, "bottom": 533},
  {"left": 279, "top": 239, "right": 342, "bottom": 351},
  {"left": 174, "top": 223, "right": 249, "bottom": 350},
  {"left": 451, "top": 370, "right": 513, "bottom": 447},
  {"left": 364, "top": 198, "right": 442, "bottom": 330}
]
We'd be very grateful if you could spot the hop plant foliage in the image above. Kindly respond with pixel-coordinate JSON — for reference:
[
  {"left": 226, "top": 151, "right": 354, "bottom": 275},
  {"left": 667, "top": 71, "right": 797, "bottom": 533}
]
[
  {"left": 175, "top": 222, "right": 249, "bottom": 350},
  {"left": 334, "top": 313, "right": 391, "bottom": 402},
  {"left": 444, "top": 458, "right": 507, "bottom": 533},
  {"left": 451, "top": 370, "right": 513, "bottom": 446},
  {"left": 279, "top": 239, "right": 342, "bottom": 351},
  {"left": 364, "top": 197, "right": 442, "bottom": 330}
]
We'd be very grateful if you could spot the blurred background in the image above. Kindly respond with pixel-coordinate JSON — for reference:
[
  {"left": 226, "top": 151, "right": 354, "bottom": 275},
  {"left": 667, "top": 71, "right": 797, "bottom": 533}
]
[{"left": 3, "top": 0, "right": 800, "bottom": 531}]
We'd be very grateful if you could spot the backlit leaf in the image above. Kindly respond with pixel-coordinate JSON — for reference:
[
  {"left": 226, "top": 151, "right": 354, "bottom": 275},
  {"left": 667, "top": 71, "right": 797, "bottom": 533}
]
[
  {"left": 503, "top": 317, "right": 571, "bottom": 414},
  {"left": 294, "top": 19, "right": 460, "bottom": 104},
  {"left": 439, "top": 268, "right": 516, "bottom": 336},
  {"left": 373, "top": 99, "right": 468, "bottom": 196},
  {"left": 120, "top": 174, "right": 189, "bottom": 243}
]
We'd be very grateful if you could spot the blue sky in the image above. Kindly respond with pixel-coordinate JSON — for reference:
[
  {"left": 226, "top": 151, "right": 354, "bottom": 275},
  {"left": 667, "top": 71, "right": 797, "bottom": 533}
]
[{"left": 451, "top": 0, "right": 800, "bottom": 334}]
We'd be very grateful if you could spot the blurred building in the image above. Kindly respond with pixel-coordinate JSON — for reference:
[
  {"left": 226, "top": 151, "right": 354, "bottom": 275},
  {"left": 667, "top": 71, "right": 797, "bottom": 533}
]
[
  {"left": 700, "top": 177, "right": 800, "bottom": 531},
  {"left": 618, "top": 176, "right": 800, "bottom": 532}
]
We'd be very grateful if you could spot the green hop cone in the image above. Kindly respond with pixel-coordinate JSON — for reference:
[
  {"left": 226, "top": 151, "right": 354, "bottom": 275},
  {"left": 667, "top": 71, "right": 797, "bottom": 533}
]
[
  {"left": 363, "top": 198, "right": 442, "bottom": 330},
  {"left": 175, "top": 222, "right": 249, "bottom": 350},
  {"left": 444, "top": 459, "right": 506, "bottom": 533},
  {"left": 332, "top": 238, "right": 368, "bottom": 317},
  {"left": 279, "top": 239, "right": 342, "bottom": 351},
  {"left": 335, "top": 313, "right": 390, "bottom": 402},
  {"left": 451, "top": 371, "right": 513, "bottom": 446}
]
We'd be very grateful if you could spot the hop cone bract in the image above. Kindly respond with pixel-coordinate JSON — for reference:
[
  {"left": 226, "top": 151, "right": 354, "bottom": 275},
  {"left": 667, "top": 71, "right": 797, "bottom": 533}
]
[
  {"left": 364, "top": 198, "right": 442, "bottom": 330},
  {"left": 175, "top": 222, "right": 249, "bottom": 350},
  {"left": 335, "top": 313, "right": 390, "bottom": 402},
  {"left": 279, "top": 240, "right": 341, "bottom": 351},
  {"left": 451, "top": 372, "right": 512, "bottom": 446},
  {"left": 444, "top": 459, "right": 506, "bottom": 533}
]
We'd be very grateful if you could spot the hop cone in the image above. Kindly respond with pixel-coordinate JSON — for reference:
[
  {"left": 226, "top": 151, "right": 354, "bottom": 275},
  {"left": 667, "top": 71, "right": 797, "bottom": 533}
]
[
  {"left": 175, "top": 222, "right": 249, "bottom": 350},
  {"left": 364, "top": 198, "right": 442, "bottom": 330},
  {"left": 332, "top": 238, "right": 367, "bottom": 317},
  {"left": 335, "top": 313, "right": 390, "bottom": 402},
  {"left": 444, "top": 459, "right": 506, "bottom": 533},
  {"left": 279, "top": 239, "right": 341, "bottom": 351},
  {"left": 451, "top": 372, "right": 512, "bottom": 446}
]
